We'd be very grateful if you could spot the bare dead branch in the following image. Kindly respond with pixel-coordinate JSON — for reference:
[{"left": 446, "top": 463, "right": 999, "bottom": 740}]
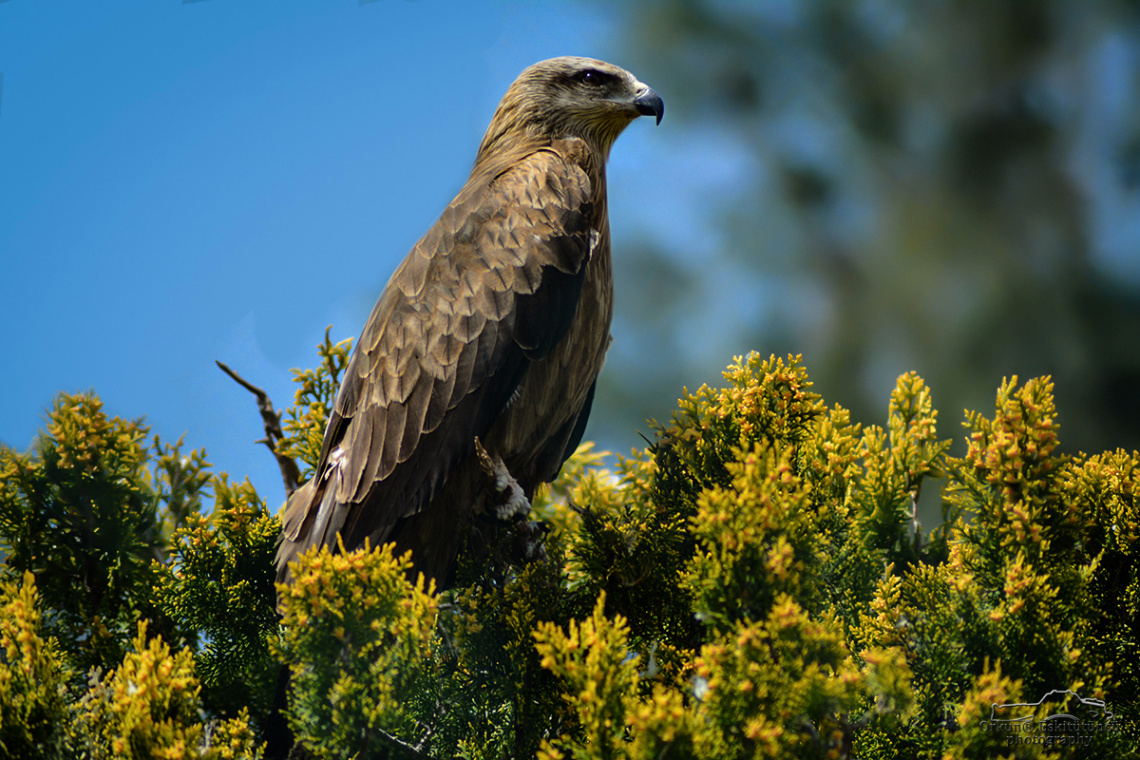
[{"left": 216, "top": 360, "right": 302, "bottom": 497}]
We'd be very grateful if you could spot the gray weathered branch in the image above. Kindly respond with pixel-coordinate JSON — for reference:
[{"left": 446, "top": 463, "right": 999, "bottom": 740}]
[{"left": 216, "top": 360, "right": 301, "bottom": 496}]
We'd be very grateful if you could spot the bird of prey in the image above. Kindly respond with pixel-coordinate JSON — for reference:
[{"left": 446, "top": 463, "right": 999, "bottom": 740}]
[{"left": 276, "top": 56, "right": 663, "bottom": 586}]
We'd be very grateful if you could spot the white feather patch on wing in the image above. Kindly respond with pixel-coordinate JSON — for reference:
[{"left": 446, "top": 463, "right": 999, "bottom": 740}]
[{"left": 312, "top": 446, "right": 350, "bottom": 549}]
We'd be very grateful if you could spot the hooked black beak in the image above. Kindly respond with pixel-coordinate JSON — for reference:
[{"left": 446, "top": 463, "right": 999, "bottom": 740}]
[{"left": 633, "top": 87, "right": 664, "bottom": 125}]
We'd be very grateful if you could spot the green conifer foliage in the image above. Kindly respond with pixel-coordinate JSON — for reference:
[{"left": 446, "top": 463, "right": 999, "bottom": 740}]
[
  {"left": 0, "top": 572, "right": 70, "bottom": 759},
  {"left": 533, "top": 594, "right": 644, "bottom": 760},
  {"left": 277, "top": 327, "right": 353, "bottom": 479},
  {"left": 0, "top": 393, "right": 173, "bottom": 679},
  {"left": 4, "top": 346, "right": 1140, "bottom": 758},
  {"left": 276, "top": 540, "right": 439, "bottom": 759},
  {"left": 154, "top": 475, "right": 280, "bottom": 726},
  {"left": 72, "top": 621, "right": 259, "bottom": 759},
  {"left": 0, "top": 394, "right": 271, "bottom": 756}
]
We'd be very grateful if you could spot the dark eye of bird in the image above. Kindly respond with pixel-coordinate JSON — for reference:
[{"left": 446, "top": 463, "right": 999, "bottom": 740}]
[{"left": 576, "top": 69, "right": 609, "bottom": 87}]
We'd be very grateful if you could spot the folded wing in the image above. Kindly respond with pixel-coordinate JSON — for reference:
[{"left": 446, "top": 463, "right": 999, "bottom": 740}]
[{"left": 277, "top": 145, "right": 596, "bottom": 581}]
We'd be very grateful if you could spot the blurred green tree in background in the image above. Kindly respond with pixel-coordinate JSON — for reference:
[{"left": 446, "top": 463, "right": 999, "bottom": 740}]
[{"left": 591, "top": 0, "right": 1140, "bottom": 458}]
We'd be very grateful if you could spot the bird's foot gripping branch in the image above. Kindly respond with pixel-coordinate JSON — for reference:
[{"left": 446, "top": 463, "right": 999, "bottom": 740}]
[
  {"left": 475, "top": 437, "right": 532, "bottom": 521},
  {"left": 6, "top": 346, "right": 1140, "bottom": 758}
]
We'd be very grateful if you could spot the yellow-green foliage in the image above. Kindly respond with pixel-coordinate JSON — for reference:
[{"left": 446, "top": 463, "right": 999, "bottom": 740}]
[
  {"left": 0, "top": 393, "right": 272, "bottom": 758},
  {"left": 72, "top": 621, "right": 259, "bottom": 759},
  {"left": 276, "top": 540, "right": 438, "bottom": 759},
  {"left": 0, "top": 572, "right": 69, "bottom": 759},
  {"left": 533, "top": 594, "right": 640, "bottom": 760},
  {"left": 852, "top": 372, "right": 951, "bottom": 568},
  {"left": 1068, "top": 448, "right": 1140, "bottom": 705},
  {"left": 525, "top": 356, "right": 875, "bottom": 760},
  {"left": 685, "top": 441, "right": 820, "bottom": 629},
  {"left": 851, "top": 376, "right": 1140, "bottom": 758},
  {"left": 0, "top": 572, "right": 261, "bottom": 760},
  {"left": 5, "top": 345, "right": 1140, "bottom": 759},
  {"left": 688, "top": 599, "right": 862, "bottom": 759}
]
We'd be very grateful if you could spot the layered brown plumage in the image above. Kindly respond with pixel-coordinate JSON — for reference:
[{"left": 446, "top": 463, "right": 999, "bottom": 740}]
[{"left": 276, "top": 56, "right": 662, "bottom": 585}]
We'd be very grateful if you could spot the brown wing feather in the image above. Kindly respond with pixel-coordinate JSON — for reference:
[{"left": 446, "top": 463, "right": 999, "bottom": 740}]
[{"left": 276, "top": 144, "right": 595, "bottom": 581}]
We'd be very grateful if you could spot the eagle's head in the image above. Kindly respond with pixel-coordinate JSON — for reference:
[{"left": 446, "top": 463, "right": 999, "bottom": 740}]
[{"left": 477, "top": 56, "right": 663, "bottom": 163}]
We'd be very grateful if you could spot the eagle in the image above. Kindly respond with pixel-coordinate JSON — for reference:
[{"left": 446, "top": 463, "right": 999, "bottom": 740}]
[{"left": 276, "top": 56, "right": 663, "bottom": 586}]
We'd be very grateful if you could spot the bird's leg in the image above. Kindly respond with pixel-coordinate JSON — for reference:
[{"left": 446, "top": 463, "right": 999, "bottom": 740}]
[
  {"left": 474, "top": 438, "right": 531, "bottom": 520},
  {"left": 471, "top": 438, "right": 549, "bottom": 572}
]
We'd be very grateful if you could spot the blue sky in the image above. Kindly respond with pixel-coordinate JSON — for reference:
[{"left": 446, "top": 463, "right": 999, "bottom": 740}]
[{"left": 0, "top": 0, "right": 675, "bottom": 505}]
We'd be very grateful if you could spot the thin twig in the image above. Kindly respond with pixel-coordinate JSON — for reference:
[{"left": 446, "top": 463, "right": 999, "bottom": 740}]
[
  {"left": 374, "top": 726, "right": 440, "bottom": 760},
  {"left": 216, "top": 360, "right": 302, "bottom": 496}
]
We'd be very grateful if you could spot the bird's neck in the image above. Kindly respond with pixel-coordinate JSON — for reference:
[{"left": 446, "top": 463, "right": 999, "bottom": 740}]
[
  {"left": 471, "top": 133, "right": 609, "bottom": 210},
  {"left": 473, "top": 118, "right": 617, "bottom": 180},
  {"left": 471, "top": 132, "right": 548, "bottom": 178}
]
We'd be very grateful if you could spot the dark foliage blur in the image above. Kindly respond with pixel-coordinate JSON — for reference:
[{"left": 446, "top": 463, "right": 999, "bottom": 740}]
[{"left": 592, "top": 0, "right": 1140, "bottom": 456}]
